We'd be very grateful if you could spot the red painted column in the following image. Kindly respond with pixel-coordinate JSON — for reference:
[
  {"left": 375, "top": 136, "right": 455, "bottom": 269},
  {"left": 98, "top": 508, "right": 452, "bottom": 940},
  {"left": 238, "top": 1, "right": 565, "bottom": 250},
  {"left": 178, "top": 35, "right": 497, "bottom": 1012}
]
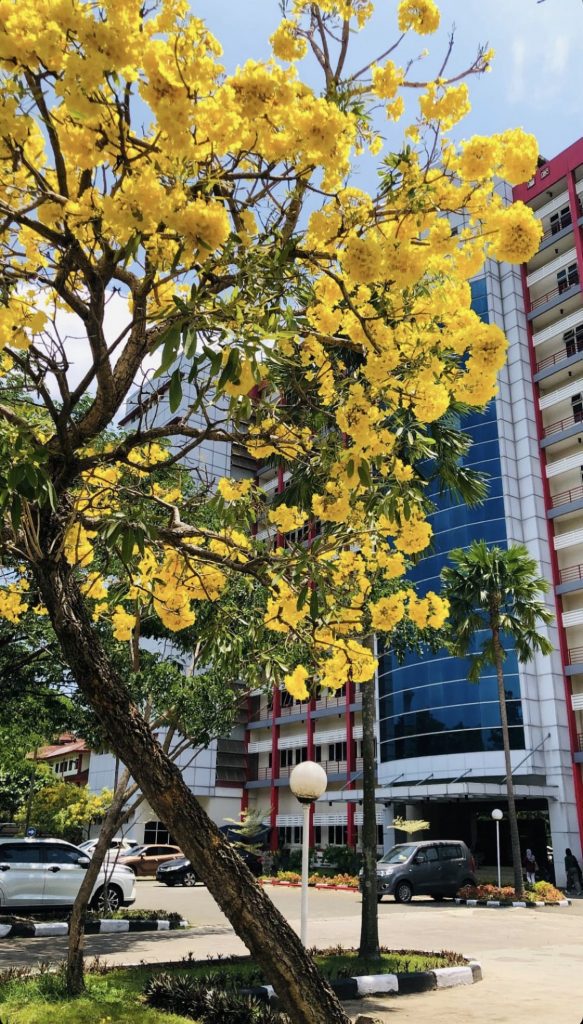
[
  {"left": 567, "top": 171, "right": 583, "bottom": 288},
  {"left": 270, "top": 687, "right": 281, "bottom": 851},
  {"left": 519, "top": 262, "right": 583, "bottom": 848},
  {"left": 345, "top": 679, "right": 356, "bottom": 848}
]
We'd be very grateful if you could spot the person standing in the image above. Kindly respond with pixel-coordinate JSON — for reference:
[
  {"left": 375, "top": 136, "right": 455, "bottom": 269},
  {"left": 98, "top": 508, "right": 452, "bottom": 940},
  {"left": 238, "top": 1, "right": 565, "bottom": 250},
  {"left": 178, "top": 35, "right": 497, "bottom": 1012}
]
[
  {"left": 564, "top": 849, "right": 582, "bottom": 895},
  {"left": 523, "top": 848, "right": 538, "bottom": 885}
]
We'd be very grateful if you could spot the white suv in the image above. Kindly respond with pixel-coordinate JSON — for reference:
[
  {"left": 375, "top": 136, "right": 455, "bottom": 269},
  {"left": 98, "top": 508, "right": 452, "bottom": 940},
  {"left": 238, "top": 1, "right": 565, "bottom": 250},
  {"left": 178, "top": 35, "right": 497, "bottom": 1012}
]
[{"left": 0, "top": 838, "right": 136, "bottom": 913}]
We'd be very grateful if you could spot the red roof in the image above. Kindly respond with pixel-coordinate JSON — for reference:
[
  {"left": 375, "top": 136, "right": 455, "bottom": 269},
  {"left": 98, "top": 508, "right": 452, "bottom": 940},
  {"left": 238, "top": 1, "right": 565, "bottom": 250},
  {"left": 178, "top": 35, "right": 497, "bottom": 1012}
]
[{"left": 29, "top": 738, "right": 89, "bottom": 761}]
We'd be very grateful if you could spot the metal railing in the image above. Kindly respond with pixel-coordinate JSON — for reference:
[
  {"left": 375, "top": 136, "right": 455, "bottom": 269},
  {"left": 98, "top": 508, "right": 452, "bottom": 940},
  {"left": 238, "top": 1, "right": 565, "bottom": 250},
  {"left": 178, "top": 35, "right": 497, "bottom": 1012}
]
[
  {"left": 578, "top": 733, "right": 583, "bottom": 752},
  {"left": 250, "top": 691, "right": 361, "bottom": 723},
  {"left": 550, "top": 483, "right": 583, "bottom": 508},
  {"left": 536, "top": 346, "right": 583, "bottom": 372},
  {"left": 541, "top": 214, "right": 572, "bottom": 243},
  {"left": 559, "top": 564, "right": 583, "bottom": 584},
  {"left": 530, "top": 277, "right": 580, "bottom": 312},
  {"left": 250, "top": 756, "right": 364, "bottom": 782},
  {"left": 542, "top": 413, "right": 583, "bottom": 437}
]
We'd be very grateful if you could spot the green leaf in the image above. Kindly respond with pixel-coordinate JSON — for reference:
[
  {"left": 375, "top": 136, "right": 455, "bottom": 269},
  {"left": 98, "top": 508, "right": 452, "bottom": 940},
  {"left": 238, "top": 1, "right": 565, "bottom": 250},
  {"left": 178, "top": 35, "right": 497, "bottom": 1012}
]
[
  {"left": 154, "top": 322, "right": 182, "bottom": 377},
  {"left": 309, "top": 588, "right": 319, "bottom": 621},
  {"left": 120, "top": 529, "right": 135, "bottom": 564},
  {"left": 168, "top": 370, "right": 183, "bottom": 414}
]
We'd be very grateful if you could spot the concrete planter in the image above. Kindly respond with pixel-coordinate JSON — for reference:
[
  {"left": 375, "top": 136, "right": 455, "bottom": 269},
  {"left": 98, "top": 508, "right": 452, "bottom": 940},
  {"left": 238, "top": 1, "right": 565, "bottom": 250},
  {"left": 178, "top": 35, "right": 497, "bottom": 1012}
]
[{"left": 0, "top": 917, "right": 189, "bottom": 939}]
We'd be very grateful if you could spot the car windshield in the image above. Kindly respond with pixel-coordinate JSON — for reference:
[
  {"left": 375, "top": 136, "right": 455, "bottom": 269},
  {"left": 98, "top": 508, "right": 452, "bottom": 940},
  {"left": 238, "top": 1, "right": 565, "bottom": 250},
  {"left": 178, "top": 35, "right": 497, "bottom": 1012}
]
[
  {"left": 378, "top": 844, "right": 417, "bottom": 865},
  {"left": 120, "top": 845, "right": 145, "bottom": 856}
]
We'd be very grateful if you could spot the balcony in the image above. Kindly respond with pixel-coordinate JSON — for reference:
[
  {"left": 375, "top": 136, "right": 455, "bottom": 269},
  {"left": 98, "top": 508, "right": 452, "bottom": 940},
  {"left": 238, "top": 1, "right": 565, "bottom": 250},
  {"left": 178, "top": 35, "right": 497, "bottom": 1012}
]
[
  {"left": 530, "top": 275, "right": 580, "bottom": 313},
  {"left": 536, "top": 346, "right": 583, "bottom": 373},
  {"left": 568, "top": 647, "right": 583, "bottom": 664},
  {"left": 578, "top": 733, "right": 583, "bottom": 752},
  {"left": 559, "top": 563, "right": 583, "bottom": 584},
  {"left": 550, "top": 484, "right": 583, "bottom": 509},
  {"left": 250, "top": 756, "right": 364, "bottom": 782},
  {"left": 249, "top": 692, "right": 358, "bottom": 724},
  {"left": 541, "top": 211, "right": 573, "bottom": 244},
  {"left": 543, "top": 413, "right": 583, "bottom": 438}
]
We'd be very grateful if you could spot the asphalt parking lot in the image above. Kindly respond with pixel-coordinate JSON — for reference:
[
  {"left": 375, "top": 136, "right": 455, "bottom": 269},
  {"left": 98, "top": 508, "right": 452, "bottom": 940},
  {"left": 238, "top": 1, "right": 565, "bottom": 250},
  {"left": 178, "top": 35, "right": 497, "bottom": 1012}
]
[{"left": 3, "top": 880, "right": 582, "bottom": 1023}]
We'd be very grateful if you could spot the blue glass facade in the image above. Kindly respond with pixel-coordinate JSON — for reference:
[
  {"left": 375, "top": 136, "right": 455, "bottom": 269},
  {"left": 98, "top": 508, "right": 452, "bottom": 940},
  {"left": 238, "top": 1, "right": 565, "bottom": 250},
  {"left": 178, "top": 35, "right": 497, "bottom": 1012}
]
[{"left": 378, "top": 277, "right": 525, "bottom": 763}]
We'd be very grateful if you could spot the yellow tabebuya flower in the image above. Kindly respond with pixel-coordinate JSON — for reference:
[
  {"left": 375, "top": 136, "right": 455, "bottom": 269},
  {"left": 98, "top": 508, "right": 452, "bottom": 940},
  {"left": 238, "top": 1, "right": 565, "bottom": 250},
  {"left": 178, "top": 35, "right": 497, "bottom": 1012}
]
[
  {"left": 398, "top": 0, "right": 440, "bottom": 35},
  {"left": 284, "top": 664, "right": 310, "bottom": 701},
  {"left": 111, "top": 605, "right": 136, "bottom": 642},
  {"left": 217, "top": 477, "right": 252, "bottom": 502},
  {"left": 270, "top": 19, "right": 307, "bottom": 62},
  {"left": 268, "top": 503, "right": 308, "bottom": 534}
]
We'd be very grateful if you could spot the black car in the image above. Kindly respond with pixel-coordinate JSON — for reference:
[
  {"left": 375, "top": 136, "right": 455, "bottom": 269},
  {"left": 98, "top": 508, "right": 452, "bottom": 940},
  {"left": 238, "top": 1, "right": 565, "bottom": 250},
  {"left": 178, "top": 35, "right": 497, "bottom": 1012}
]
[
  {"left": 156, "top": 848, "right": 263, "bottom": 886},
  {"left": 156, "top": 856, "right": 197, "bottom": 887}
]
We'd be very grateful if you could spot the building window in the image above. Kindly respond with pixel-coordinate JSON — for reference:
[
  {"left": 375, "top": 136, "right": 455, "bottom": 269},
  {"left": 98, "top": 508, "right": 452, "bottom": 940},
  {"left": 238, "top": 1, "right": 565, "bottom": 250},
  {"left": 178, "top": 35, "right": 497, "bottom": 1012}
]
[
  {"left": 314, "top": 825, "right": 322, "bottom": 845},
  {"left": 565, "top": 323, "right": 583, "bottom": 358},
  {"left": 550, "top": 205, "right": 571, "bottom": 235},
  {"left": 327, "top": 825, "right": 348, "bottom": 845},
  {"left": 278, "top": 825, "right": 303, "bottom": 846},
  {"left": 143, "top": 821, "right": 172, "bottom": 844},
  {"left": 557, "top": 263, "right": 579, "bottom": 294},
  {"left": 328, "top": 741, "right": 347, "bottom": 763},
  {"left": 572, "top": 393, "right": 583, "bottom": 423},
  {"left": 280, "top": 746, "right": 308, "bottom": 769}
]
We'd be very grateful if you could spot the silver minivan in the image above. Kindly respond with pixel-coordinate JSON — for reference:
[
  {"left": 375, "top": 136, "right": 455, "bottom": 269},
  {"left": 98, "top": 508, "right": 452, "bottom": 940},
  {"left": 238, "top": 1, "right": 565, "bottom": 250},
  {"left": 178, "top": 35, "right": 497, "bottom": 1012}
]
[{"left": 363, "top": 840, "right": 477, "bottom": 904}]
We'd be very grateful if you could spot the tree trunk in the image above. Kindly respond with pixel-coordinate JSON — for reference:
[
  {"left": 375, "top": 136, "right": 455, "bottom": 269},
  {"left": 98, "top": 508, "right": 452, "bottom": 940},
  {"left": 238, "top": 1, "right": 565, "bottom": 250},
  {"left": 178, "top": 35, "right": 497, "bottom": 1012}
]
[
  {"left": 34, "top": 553, "right": 350, "bottom": 1024},
  {"left": 492, "top": 625, "right": 523, "bottom": 898},
  {"left": 358, "top": 639, "right": 380, "bottom": 959},
  {"left": 66, "top": 768, "right": 131, "bottom": 995}
]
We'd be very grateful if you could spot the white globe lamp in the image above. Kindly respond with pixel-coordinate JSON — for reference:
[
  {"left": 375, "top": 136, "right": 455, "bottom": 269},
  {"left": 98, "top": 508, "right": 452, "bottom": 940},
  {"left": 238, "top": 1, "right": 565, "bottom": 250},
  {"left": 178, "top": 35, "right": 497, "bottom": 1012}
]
[{"left": 289, "top": 761, "right": 328, "bottom": 945}]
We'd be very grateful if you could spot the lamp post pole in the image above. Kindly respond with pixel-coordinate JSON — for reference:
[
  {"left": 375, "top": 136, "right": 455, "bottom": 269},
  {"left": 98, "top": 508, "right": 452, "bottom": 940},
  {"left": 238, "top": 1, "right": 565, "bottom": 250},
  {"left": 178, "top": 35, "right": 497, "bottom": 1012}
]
[
  {"left": 289, "top": 761, "right": 328, "bottom": 947},
  {"left": 492, "top": 808, "right": 503, "bottom": 888}
]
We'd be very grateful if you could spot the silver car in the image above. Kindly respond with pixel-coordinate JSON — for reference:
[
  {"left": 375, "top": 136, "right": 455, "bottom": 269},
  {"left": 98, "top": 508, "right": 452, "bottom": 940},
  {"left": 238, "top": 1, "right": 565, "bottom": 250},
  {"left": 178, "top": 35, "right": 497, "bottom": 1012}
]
[
  {"left": 0, "top": 837, "right": 136, "bottom": 913},
  {"left": 361, "top": 840, "right": 477, "bottom": 904}
]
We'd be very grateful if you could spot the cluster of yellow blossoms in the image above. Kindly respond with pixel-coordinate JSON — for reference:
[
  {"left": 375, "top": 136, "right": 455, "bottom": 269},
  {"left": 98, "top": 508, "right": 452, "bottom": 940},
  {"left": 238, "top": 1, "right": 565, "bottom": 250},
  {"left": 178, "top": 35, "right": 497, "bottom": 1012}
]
[{"left": 0, "top": 0, "right": 546, "bottom": 704}]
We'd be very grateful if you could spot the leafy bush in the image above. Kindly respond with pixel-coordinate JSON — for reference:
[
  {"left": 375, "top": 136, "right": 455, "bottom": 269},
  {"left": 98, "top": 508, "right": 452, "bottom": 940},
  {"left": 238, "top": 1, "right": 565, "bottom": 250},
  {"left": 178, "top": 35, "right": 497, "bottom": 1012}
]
[
  {"left": 143, "top": 972, "right": 289, "bottom": 1023},
  {"left": 275, "top": 871, "right": 301, "bottom": 883},
  {"left": 308, "top": 873, "right": 359, "bottom": 888},
  {"left": 457, "top": 882, "right": 564, "bottom": 903},
  {"left": 321, "top": 845, "right": 361, "bottom": 875}
]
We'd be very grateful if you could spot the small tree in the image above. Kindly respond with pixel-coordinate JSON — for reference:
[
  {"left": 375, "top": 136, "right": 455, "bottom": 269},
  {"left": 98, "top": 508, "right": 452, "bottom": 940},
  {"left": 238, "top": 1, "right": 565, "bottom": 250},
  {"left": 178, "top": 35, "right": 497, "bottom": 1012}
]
[
  {"left": 16, "top": 780, "right": 112, "bottom": 843},
  {"left": 442, "top": 542, "right": 553, "bottom": 897}
]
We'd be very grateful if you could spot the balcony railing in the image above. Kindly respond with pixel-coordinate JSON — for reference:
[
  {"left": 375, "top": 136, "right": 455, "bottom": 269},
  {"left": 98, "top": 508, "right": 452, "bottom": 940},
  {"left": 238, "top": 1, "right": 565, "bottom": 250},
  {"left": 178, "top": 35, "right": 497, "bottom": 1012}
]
[
  {"left": 578, "top": 733, "right": 583, "bottom": 752},
  {"left": 541, "top": 213, "right": 572, "bottom": 243},
  {"left": 250, "top": 756, "right": 364, "bottom": 782},
  {"left": 550, "top": 484, "right": 583, "bottom": 508},
  {"left": 568, "top": 647, "right": 583, "bottom": 664},
  {"left": 536, "top": 347, "right": 583, "bottom": 372},
  {"left": 530, "top": 277, "right": 580, "bottom": 312},
  {"left": 559, "top": 564, "right": 583, "bottom": 584},
  {"left": 542, "top": 412, "right": 583, "bottom": 437},
  {"left": 250, "top": 691, "right": 361, "bottom": 723}
]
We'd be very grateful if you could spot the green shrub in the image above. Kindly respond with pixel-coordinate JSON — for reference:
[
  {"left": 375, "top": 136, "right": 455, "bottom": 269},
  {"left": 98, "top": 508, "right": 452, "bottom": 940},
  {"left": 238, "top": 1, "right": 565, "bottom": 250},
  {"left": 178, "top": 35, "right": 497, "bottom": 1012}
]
[
  {"left": 322, "top": 845, "right": 361, "bottom": 875},
  {"left": 143, "top": 973, "right": 289, "bottom": 1023}
]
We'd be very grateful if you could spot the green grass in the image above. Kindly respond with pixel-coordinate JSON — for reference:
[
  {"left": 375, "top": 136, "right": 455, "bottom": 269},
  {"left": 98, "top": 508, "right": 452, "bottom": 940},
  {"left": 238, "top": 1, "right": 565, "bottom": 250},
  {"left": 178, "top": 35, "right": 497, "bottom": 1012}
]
[
  {"left": 0, "top": 967, "right": 193, "bottom": 1024},
  {"left": 0, "top": 948, "right": 465, "bottom": 1023}
]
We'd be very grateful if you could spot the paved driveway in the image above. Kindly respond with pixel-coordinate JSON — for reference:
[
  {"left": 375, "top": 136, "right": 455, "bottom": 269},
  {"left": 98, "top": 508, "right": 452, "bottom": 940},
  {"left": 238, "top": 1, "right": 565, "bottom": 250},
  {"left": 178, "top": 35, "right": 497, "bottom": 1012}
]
[{"left": 3, "top": 881, "right": 582, "bottom": 1023}]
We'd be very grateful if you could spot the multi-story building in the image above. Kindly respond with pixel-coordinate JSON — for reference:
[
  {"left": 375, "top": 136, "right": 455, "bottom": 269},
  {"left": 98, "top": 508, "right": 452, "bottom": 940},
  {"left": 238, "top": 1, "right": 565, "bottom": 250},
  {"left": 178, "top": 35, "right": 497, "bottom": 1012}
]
[{"left": 33, "top": 734, "right": 91, "bottom": 788}]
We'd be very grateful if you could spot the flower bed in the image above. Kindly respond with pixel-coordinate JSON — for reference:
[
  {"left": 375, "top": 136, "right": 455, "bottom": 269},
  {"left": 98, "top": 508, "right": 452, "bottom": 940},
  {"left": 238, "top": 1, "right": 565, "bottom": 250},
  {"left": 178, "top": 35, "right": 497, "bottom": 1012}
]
[
  {"left": 456, "top": 881, "right": 566, "bottom": 905},
  {"left": 260, "top": 871, "right": 359, "bottom": 889}
]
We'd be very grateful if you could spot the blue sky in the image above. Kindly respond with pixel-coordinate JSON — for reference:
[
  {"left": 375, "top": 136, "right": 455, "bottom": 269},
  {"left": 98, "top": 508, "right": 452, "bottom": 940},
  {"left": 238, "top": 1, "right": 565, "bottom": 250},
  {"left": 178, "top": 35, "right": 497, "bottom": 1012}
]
[{"left": 197, "top": 0, "right": 583, "bottom": 161}]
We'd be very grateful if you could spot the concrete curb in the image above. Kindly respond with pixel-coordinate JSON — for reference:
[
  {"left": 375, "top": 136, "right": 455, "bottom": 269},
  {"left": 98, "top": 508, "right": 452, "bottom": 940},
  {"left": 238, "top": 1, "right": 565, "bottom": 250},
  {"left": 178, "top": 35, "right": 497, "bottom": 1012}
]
[
  {"left": 243, "top": 962, "right": 482, "bottom": 1003},
  {"left": 0, "top": 917, "right": 189, "bottom": 939},
  {"left": 455, "top": 898, "right": 570, "bottom": 909}
]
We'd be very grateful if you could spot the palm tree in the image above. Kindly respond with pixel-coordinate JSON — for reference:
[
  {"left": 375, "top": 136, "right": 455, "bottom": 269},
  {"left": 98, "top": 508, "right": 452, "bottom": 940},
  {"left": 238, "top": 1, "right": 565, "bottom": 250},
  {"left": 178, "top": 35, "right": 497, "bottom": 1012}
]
[{"left": 441, "top": 541, "right": 553, "bottom": 897}]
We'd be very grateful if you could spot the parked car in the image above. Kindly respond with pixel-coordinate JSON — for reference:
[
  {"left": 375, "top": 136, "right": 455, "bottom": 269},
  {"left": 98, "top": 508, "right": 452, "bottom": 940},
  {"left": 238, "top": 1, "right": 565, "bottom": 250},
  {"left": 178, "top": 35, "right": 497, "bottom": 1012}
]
[
  {"left": 156, "top": 857, "right": 198, "bottom": 887},
  {"left": 156, "top": 847, "right": 263, "bottom": 887},
  {"left": 117, "top": 844, "right": 183, "bottom": 876},
  {"left": 78, "top": 837, "right": 139, "bottom": 856},
  {"left": 0, "top": 837, "right": 135, "bottom": 913},
  {"left": 359, "top": 840, "right": 477, "bottom": 904}
]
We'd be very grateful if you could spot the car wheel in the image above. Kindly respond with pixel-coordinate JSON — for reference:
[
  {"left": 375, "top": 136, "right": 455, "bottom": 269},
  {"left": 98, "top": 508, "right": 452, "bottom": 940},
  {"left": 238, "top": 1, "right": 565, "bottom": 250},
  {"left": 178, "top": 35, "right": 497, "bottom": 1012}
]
[
  {"left": 394, "top": 881, "right": 413, "bottom": 904},
  {"left": 91, "top": 884, "right": 123, "bottom": 914},
  {"left": 182, "top": 870, "right": 197, "bottom": 887}
]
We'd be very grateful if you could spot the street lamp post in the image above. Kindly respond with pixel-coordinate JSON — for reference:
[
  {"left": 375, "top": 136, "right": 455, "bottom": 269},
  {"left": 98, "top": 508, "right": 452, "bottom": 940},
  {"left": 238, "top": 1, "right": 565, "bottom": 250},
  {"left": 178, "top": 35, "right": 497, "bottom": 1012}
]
[
  {"left": 492, "top": 808, "right": 503, "bottom": 888},
  {"left": 289, "top": 761, "right": 328, "bottom": 946}
]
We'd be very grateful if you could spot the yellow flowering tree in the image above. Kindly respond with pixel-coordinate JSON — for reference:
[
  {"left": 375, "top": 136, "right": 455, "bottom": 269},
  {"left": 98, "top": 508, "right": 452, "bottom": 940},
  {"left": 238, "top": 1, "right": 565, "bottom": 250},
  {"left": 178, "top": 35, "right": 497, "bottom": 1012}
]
[{"left": 0, "top": 0, "right": 542, "bottom": 1019}]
